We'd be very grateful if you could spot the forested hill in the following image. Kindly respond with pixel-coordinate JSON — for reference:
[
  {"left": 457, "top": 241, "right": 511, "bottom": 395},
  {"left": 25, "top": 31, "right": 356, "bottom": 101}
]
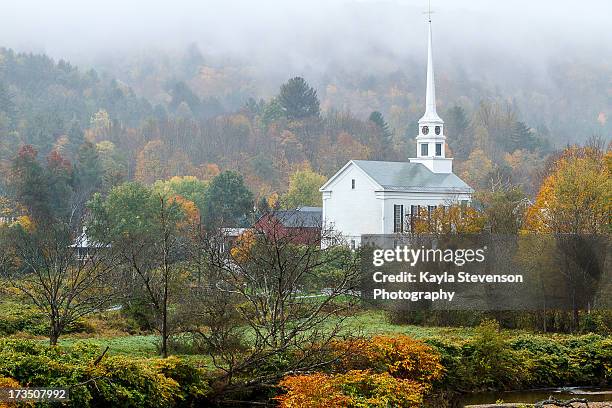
[
  {"left": 98, "top": 45, "right": 611, "bottom": 147},
  {"left": 0, "top": 48, "right": 154, "bottom": 156},
  {"left": 0, "top": 46, "right": 608, "bottom": 203}
]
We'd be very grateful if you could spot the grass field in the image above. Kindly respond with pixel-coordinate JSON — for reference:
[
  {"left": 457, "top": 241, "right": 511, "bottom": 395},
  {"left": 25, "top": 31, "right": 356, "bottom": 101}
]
[
  {"left": 42, "top": 310, "right": 501, "bottom": 359},
  {"left": 2, "top": 298, "right": 610, "bottom": 407}
]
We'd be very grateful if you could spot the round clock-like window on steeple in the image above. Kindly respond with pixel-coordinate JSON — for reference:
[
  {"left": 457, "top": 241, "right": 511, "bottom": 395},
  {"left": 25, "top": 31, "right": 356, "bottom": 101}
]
[
  {"left": 435, "top": 126, "right": 441, "bottom": 135},
  {"left": 422, "top": 126, "right": 429, "bottom": 135}
]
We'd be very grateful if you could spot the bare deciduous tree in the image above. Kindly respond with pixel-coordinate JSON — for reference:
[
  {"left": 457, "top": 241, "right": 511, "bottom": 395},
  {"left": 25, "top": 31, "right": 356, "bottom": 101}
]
[
  {"left": 1, "top": 221, "right": 118, "bottom": 345},
  {"left": 97, "top": 193, "right": 192, "bottom": 358},
  {"left": 186, "top": 213, "right": 360, "bottom": 402}
]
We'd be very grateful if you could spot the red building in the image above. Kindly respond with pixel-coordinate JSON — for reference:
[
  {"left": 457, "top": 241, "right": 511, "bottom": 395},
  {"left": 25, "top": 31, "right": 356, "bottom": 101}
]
[{"left": 255, "top": 207, "right": 322, "bottom": 245}]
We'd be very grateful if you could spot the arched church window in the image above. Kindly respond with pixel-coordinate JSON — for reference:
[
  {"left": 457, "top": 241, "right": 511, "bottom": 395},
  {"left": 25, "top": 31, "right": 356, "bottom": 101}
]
[
  {"left": 422, "top": 126, "right": 429, "bottom": 135},
  {"left": 435, "top": 126, "right": 441, "bottom": 135}
]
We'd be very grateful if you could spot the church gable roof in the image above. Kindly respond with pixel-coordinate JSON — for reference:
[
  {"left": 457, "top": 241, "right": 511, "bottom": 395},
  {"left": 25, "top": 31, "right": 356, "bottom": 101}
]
[{"left": 352, "top": 160, "right": 473, "bottom": 193}]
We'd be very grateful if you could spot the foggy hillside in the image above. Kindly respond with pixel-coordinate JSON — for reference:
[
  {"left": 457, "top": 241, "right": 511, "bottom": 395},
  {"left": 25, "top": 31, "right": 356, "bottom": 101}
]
[
  {"left": 3, "top": 0, "right": 610, "bottom": 144},
  {"left": 0, "top": 0, "right": 610, "bottom": 203}
]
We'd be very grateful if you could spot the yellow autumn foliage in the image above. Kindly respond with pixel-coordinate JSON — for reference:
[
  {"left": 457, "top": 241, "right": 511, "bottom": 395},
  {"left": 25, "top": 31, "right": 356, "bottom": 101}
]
[
  {"left": 230, "top": 229, "right": 256, "bottom": 263},
  {"left": 413, "top": 205, "right": 486, "bottom": 234},
  {"left": 525, "top": 147, "right": 610, "bottom": 233}
]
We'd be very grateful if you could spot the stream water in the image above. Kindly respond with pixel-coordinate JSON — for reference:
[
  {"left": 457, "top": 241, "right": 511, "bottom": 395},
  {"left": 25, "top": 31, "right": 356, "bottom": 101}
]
[{"left": 460, "top": 386, "right": 612, "bottom": 406}]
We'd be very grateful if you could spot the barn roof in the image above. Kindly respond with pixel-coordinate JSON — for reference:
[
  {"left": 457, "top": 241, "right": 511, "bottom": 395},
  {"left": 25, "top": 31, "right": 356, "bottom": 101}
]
[{"left": 272, "top": 207, "right": 322, "bottom": 228}]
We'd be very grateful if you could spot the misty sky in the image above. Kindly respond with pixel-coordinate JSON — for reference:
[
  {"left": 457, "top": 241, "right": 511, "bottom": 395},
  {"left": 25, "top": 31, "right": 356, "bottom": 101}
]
[{"left": 3, "top": 0, "right": 611, "bottom": 73}]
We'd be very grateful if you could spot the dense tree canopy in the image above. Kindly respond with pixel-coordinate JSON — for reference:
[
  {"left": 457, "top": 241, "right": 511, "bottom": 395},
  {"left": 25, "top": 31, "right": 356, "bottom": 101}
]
[{"left": 0, "top": 45, "right": 606, "bottom": 231}]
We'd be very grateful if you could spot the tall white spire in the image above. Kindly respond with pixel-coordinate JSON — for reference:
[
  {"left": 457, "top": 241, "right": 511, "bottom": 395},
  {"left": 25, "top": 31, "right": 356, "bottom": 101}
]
[
  {"left": 410, "top": 7, "right": 453, "bottom": 174},
  {"left": 419, "top": 18, "right": 443, "bottom": 124}
]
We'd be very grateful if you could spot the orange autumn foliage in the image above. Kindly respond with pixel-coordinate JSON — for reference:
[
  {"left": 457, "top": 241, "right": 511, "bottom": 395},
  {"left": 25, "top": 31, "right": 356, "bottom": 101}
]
[
  {"left": 332, "top": 335, "right": 444, "bottom": 384},
  {"left": 277, "top": 370, "right": 425, "bottom": 408},
  {"left": 168, "top": 195, "right": 200, "bottom": 228},
  {"left": 0, "top": 377, "right": 32, "bottom": 408},
  {"left": 276, "top": 372, "right": 352, "bottom": 407},
  {"left": 200, "top": 163, "right": 221, "bottom": 181},
  {"left": 277, "top": 336, "right": 443, "bottom": 407}
]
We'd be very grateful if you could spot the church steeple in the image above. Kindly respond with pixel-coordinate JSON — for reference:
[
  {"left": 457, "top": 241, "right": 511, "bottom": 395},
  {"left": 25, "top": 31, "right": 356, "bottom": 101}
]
[
  {"left": 410, "top": 11, "right": 453, "bottom": 174},
  {"left": 420, "top": 19, "right": 443, "bottom": 124}
]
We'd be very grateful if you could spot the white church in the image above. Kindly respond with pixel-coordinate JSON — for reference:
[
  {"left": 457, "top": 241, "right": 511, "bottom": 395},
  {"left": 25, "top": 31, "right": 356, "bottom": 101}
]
[{"left": 320, "top": 18, "right": 473, "bottom": 247}]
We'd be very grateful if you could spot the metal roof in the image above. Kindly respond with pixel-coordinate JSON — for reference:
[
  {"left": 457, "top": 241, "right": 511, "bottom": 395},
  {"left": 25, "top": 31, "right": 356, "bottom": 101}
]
[
  {"left": 273, "top": 207, "right": 322, "bottom": 228},
  {"left": 352, "top": 160, "right": 473, "bottom": 193}
]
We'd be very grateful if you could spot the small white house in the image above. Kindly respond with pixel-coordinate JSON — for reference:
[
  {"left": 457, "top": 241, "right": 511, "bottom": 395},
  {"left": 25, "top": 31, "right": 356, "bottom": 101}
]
[{"left": 320, "top": 18, "right": 473, "bottom": 247}]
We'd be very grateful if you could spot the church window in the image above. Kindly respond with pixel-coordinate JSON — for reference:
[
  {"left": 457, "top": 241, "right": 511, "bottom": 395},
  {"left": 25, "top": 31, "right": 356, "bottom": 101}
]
[
  {"left": 410, "top": 205, "right": 418, "bottom": 231},
  {"left": 427, "top": 205, "right": 436, "bottom": 229},
  {"left": 351, "top": 179, "right": 355, "bottom": 189},
  {"left": 435, "top": 143, "right": 442, "bottom": 156},
  {"left": 421, "top": 143, "right": 428, "bottom": 156},
  {"left": 394, "top": 205, "right": 404, "bottom": 233},
  {"left": 428, "top": 205, "right": 436, "bottom": 217},
  {"left": 435, "top": 126, "right": 441, "bottom": 135},
  {"left": 422, "top": 126, "right": 429, "bottom": 135}
]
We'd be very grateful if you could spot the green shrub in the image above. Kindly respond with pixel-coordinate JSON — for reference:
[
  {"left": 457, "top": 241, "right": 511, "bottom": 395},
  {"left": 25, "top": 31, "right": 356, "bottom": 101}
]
[
  {"left": 579, "top": 312, "right": 611, "bottom": 335},
  {"left": 426, "top": 320, "right": 529, "bottom": 392},
  {"left": 0, "top": 339, "right": 211, "bottom": 407},
  {"left": 0, "top": 301, "right": 49, "bottom": 336},
  {"left": 388, "top": 310, "right": 612, "bottom": 334},
  {"left": 155, "top": 357, "right": 211, "bottom": 404},
  {"left": 0, "top": 301, "right": 88, "bottom": 336},
  {"left": 427, "top": 322, "right": 612, "bottom": 394}
]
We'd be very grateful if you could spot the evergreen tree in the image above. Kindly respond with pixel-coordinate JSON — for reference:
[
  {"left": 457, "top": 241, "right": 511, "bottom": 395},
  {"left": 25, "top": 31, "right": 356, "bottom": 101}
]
[
  {"left": 10, "top": 145, "right": 51, "bottom": 222},
  {"left": 0, "top": 81, "right": 17, "bottom": 129},
  {"left": 369, "top": 111, "right": 392, "bottom": 138},
  {"left": 251, "top": 153, "right": 275, "bottom": 180},
  {"left": 67, "top": 120, "right": 85, "bottom": 157},
  {"left": 369, "top": 111, "right": 393, "bottom": 153},
  {"left": 169, "top": 81, "right": 200, "bottom": 114},
  {"left": 153, "top": 104, "right": 168, "bottom": 122},
  {"left": 509, "top": 121, "right": 537, "bottom": 152},
  {"left": 182, "top": 43, "right": 205, "bottom": 76},
  {"left": 46, "top": 150, "right": 74, "bottom": 220},
  {"left": 262, "top": 97, "right": 284, "bottom": 126},
  {"left": 277, "top": 77, "right": 320, "bottom": 121},
  {"left": 445, "top": 106, "right": 471, "bottom": 159},
  {"left": 256, "top": 195, "right": 271, "bottom": 217},
  {"left": 75, "top": 141, "right": 103, "bottom": 195},
  {"left": 202, "top": 171, "right": 254, "bottom": 227}
]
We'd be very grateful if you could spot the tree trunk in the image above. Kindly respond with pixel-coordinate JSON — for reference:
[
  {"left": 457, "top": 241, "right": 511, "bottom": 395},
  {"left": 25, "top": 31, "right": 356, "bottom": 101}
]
[
  {"left": 161, "top": 291, "right": 168, "bottom": 358},
  {"left": 161, "top": 225, "right": 170, "bottom": 359},
  {"left": 49, "top": 318, "right": 60, "bottom": 346},
  {"left": 573, "top": 306, "right": 579, "bottom": 333}
]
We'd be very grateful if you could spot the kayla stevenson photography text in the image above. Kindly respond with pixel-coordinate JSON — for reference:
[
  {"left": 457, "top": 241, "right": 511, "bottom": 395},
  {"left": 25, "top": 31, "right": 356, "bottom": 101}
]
[{"left": 360, "top": 234, "right": 610, "bottom": 311}]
